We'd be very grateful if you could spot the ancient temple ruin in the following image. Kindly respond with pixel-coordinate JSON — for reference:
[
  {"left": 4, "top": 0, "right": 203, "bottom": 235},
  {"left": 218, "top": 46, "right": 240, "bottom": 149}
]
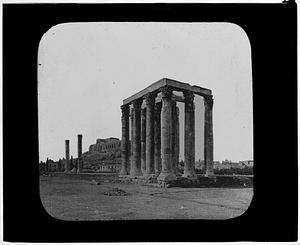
[
  {"left": 64, "top": 134, "right": 83, "bottom": 173},
  {"left": 120, "top": 78, "right": 214, "bottom": 183}
]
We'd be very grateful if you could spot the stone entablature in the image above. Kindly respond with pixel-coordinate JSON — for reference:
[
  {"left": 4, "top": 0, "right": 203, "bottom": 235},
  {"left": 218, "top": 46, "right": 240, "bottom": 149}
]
[
  {"left": 123, "top": 78, "right": 211, "bottom": 105},
  {"left": 120, "top": 78, "right": 214, "bottom": 182}
]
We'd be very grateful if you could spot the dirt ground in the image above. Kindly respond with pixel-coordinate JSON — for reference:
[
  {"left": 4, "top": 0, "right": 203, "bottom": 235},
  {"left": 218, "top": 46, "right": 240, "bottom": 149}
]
[{"left": 39, "top": 174, "right": 253, "bottom": 220}]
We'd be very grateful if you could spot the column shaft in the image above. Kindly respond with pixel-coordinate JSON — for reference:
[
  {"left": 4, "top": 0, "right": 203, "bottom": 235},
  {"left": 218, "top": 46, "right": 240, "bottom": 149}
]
[
  {"left": 65, "top": 140, "right": 70, "bottom": 172},
  {"left": 141, "top": 108, "right": 147, "bottom": 174},
  {"left": 158, "top": 86, "right": 176, "bottom": 182},
  {"left": 130, "top": 108, "right": 134, "bottom": 172},
  {"left": 183, "top": 91, "right": 196, "bottom": 179},
  {"left": 204, "top": 95, "right": 214, "bottom": 176},
  {"left": 175, "top": 106, "right": 180, "bottom": 173},
  {"left": 120, "top": 105, "right": 130, "bottom": 175},
  {"left": 77, "top": 134, "right": 83, "bottom": 173},
  {"left": 154, "top": 102, "right": 162, "bottom": 174},
  {"left": 130, "top": 99, "right": 143, "bottom": 176},
  {"left": 145, "top": 93, "right": 155, "bottom": 176},
  {"left": 171, "top": 101, "right": 179, "bottom": 173}
]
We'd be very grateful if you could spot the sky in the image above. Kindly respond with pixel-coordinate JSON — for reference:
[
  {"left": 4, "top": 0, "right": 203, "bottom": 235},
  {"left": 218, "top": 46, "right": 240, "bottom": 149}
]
[{"left": 38, "top": 22, "right": 253, "bottom": 162}]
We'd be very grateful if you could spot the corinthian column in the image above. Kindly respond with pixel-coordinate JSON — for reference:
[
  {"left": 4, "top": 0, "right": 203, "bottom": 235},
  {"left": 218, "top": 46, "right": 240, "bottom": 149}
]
[
  {"left": 171, "top": 100, "right": 180, "bottom": 174},
  {"left": 77, "top": 134, "right": 83, "bottom": 173},
  {"left": 65, "top": 140, "right": 70, "bottom": 172},
  {"left": 204, "top": 95, "right": 214, "bottom": 176},
  {"left": 120, "top": 104, "right": 130, "bottom": 175},
  {"left": 158, "top": 86, "right": 176, "bottom": 182},
  {"left": 130, "top": 99, "right": 143, "bottom": 176},
  {"left": 145, "top": 92, "right": 155, "bottom": 176},
  {"left": 141, "top": 107, "right": 146, "bottom": 174},
  {"left": 174, "top": 106, "right": 180, "bottom": 173},
  {"left": 130, "top": 108, "right": 134, "bottom": 170},
  {"left": 154, "top": 102, "right": 162, "bottom": 174},
  {"left": 183, "top": 91, "right": 197, "bottom": 179}
]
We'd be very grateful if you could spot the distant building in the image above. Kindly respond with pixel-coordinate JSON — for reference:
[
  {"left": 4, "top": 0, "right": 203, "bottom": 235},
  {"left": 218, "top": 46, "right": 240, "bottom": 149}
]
[
  {"left": 98, "top": 163, "right": 121, "bottom": 173},
  {"left": 83, "top": 137, "right": 122, "bottom": 172},
  {"left": 239, "top": 160, "right": 254, "bottom": 167},
  {"left": 230, "top": 161, "right": 244, "bottom": 169},
  {"left": 88, "top": 137, "right": 121, "bottom": 154},
  {"left": 214, "top": 161, "right": 231, "bottom": 170}
]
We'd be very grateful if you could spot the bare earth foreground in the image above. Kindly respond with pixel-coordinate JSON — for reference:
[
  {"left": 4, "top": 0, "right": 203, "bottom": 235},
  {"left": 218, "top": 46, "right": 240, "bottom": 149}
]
[{"left": 40, "top": 174, "right": 253, "bottom": 220}]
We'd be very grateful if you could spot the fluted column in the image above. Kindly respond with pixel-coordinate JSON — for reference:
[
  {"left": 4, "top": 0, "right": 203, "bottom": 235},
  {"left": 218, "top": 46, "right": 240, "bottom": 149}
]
[
  {"left": 154, "top": 102, "right": 162, "bottom": 174},
  {"left": 183, "top": 91, "right": 197, "bottom": 179},
  {"left": 120, "top": 105, "right": 130, "bottom": 175},
  {"left": 204, "top": 95, "right": 214, "bottom": 176},
  {"left": 174, "top": 106, "right": 180, "bottom": 173},
  {"left": 171, "top": 100, "right": 180, "bottom": 174},
  {"left": 130, "top": 99, "right": 143, "bottom": 176},
  {"left": 77, "top": 134, "right": 82, "bottom": 173},
  {"left": 130, "top": 108, "right": 134, "bottom": 170},
  {"left": 158, "top": 86, "right": 176, "bottom": 182},
  {"left": 65, "top": 140, "right": 70, "bottom": 172},
  {"left": 145, "top": 93, "right": 155, "bottom": 176},
  {"left": 141, "top": 108, "right": 147, "bottom": 174}
]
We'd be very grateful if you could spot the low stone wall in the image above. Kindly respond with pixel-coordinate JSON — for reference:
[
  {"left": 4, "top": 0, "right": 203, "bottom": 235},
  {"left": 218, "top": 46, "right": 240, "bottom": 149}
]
[
  {"left": 40, "top": 172, "right": 252, "bottom": 188},
  {"left": 118, "top": 175, "right": 253, "bottom": 188}
]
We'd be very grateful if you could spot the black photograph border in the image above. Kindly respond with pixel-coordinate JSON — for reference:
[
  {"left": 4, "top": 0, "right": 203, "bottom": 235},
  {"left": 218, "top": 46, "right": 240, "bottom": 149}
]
[{"left": 3, "top": 2, "right": 298, "bottom": 242}]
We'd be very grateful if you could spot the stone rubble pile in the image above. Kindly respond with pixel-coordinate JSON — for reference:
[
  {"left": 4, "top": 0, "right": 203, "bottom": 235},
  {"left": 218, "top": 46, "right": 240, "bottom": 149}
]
[{"left": 103, "top": 188, "right": 130, "bottom": 196}]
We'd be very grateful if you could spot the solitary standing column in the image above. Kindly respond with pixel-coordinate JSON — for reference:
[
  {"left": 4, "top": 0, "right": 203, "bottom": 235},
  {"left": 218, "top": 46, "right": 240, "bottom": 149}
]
[
  {"left": 145, "top": 93, "right": 155, "bottom": 176},
  {"left": 183, "top": 91, "right": 197, "bottom": 179},
  {"left": 154, "top": 102, "right": 162, "bottom": 174},
  {"left": 65, "top": 140, "right": 70, "bottom": 172},
  {"left": 77, "top": 134, "right": 83, "bottom": 173},
  {"left": 158, "top": 86, "right": 176, "bottom": 182},
  {"left": 141, "top": 108, "right": 147, "bottom": 174},
  {"left": 204, "top": 95, "right": 214, "bottom": 176},
  {"left": 130, "top": 99, "right": 143, "bottom": 176},
  {"left": 120, "top": 105, "right": 130, "bottom": 175}
]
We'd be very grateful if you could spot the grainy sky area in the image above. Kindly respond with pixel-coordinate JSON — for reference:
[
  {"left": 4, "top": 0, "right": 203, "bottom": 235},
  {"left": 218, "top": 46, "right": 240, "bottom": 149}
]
[{"left": 38, "top": 22, "right": 253, "bottom": 162}]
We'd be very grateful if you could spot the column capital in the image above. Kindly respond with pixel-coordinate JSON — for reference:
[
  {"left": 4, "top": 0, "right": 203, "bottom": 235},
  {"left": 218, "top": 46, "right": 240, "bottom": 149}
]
[
  {"left": 204, "top": 95, "right": 214, "bottom": 108},
  {"left": 132, "top": 98, "right": 143, "bottom": 109},
  {"left": 121, "top": 104, "right": 130, "bottom": 117},
  {"left": 144, "top": 92, "right": 156, "bottom": 106},
  {"left": 183, "top": 90, "right": 194, "bottom": 103},
  {"left": 155, "top": 101, "right": 162, "bottom": 111},
  {"left": 160, "top": 86, "right": 173, "bottom": 99}
]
